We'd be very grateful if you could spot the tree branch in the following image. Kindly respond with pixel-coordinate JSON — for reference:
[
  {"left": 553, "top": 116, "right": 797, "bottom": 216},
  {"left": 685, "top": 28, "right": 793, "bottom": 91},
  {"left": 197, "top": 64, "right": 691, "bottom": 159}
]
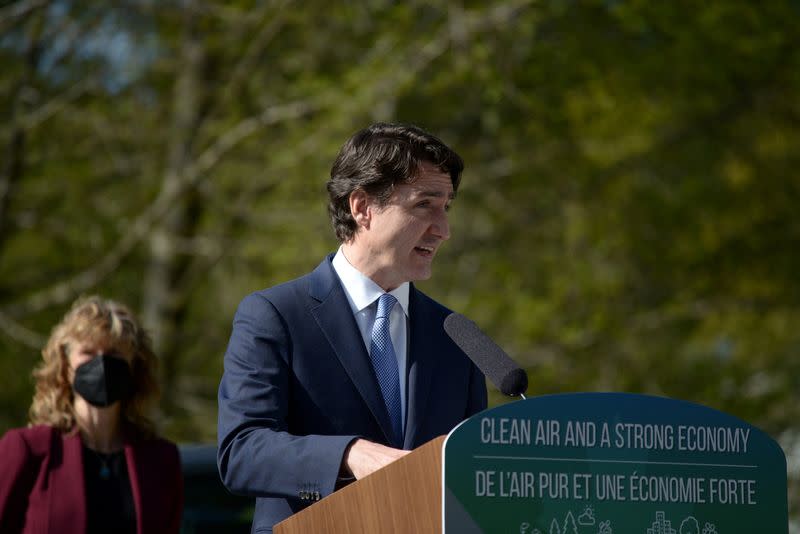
[
  {"left": 0, "top": 0, "right": 48, "bottom": 31},
  {"left": 1, "top": 98, "right": 322, "bottom": 318},
  {"left": 220, "top": 0, "right": 293, "bottom": 107},
  {"left": 20, "top": 78, "right": 94, "bottom": 129},
  {"left": 1, "top": 0, "right": 533, "bottom": 318},
  {"left": 0, "top": 309, "right": 45, "bottom": 349}
]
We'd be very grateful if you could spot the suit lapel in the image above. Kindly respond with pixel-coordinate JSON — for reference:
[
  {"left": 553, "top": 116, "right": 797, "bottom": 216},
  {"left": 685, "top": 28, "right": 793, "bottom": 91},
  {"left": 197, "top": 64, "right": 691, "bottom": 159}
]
[
  {"left": 403, "top": 285, "right": 441, "bottom": 449},
  {"left": 308, "top": 256, "right": 397, "bottom": 446},
  {"left": 49, "top": 432, "right": 87, "bottom": 534},
  {"left": 125, "top": 443, "right": 145, "bottom": 534}
]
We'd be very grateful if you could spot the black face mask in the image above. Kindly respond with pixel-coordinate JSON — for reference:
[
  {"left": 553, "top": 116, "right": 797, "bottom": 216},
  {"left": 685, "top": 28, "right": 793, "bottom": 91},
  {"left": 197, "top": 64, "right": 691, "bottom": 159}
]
[{"left": 73, "top": 354, "right": 133, "bottom": 407}]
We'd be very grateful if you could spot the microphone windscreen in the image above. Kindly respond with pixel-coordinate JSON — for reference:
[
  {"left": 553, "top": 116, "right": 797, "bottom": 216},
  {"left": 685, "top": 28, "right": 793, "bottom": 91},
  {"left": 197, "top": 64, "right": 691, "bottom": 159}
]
[{"left": 443, "top": 313, "right": 528, "bottom": 397}]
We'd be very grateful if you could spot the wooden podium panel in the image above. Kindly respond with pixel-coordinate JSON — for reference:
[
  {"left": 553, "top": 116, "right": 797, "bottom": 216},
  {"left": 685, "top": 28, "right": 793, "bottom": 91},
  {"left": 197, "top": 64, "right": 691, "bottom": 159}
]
[{"left": 275, "top": 436, "right": 445, "bottom": 534}]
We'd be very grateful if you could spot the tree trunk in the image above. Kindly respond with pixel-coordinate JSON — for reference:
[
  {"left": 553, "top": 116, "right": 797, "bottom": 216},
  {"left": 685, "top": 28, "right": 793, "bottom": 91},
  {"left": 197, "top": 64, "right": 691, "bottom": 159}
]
[
  {"left": 0, "top": 3, "right": 47, "bottom": 261},
  {"left": 141, "top": 3, "right": 204, "bottom": 415}
]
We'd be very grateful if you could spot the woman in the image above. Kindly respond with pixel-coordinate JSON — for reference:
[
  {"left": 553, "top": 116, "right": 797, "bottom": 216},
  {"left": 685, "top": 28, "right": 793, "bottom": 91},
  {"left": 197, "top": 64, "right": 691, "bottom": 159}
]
[{"left": 0, "top": 296, "right": 183, "bottom": 534}]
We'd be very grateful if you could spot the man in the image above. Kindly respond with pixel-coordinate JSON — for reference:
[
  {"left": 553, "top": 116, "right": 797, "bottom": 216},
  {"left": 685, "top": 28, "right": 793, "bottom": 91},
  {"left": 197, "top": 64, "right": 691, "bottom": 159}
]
[{"left": 217, "top": 122, "right": 488, "bottom": 532}]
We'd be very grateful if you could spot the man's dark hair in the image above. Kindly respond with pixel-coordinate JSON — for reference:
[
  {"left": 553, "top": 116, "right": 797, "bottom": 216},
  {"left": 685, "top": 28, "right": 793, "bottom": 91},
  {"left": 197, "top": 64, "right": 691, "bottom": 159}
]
[{"left": 327, "top": 122, "right": 464, "bottom": 242}]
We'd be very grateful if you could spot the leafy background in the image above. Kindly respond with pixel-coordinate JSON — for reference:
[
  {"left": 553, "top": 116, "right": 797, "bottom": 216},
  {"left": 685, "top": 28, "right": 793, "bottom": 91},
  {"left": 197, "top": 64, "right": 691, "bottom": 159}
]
[{"left": 1, "top": 0, "right": 798, "bottom": 527}]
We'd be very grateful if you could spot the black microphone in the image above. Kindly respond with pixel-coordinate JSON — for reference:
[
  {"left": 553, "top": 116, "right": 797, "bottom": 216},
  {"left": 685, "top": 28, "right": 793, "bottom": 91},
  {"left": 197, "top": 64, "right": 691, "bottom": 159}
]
[{"left": 443, "top": 312, "right": 528, "bottom": 397}]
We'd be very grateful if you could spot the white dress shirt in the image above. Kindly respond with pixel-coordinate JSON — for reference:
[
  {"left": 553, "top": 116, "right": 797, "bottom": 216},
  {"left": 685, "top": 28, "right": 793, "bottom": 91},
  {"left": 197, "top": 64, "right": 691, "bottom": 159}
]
[{"left": 331, "top": 247, "right": 409, "bottom": 428}]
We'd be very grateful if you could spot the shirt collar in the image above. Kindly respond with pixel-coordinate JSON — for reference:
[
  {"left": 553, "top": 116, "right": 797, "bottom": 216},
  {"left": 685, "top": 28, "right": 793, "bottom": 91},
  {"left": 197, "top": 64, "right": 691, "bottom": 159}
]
[{"left": 332, "top": 246, "right": 410, "bottom": 316}]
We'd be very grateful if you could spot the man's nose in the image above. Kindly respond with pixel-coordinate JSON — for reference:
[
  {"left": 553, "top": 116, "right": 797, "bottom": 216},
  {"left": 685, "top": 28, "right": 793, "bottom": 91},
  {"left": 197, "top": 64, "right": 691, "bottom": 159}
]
[{"left": 431, "top": 211, "right": 450, "bottom": 240}]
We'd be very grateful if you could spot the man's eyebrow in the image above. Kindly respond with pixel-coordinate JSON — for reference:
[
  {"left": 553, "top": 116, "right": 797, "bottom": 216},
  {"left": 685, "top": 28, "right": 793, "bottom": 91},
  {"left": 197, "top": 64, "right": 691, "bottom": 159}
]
[{"left": 416, "top": 189, "right": 456, "bottom": 200}]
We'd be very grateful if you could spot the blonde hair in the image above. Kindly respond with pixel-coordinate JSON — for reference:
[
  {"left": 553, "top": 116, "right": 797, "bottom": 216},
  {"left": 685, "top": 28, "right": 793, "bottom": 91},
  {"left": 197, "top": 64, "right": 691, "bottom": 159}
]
[{"left": 29, "top": 295, "right": 160, "bottom": 439}]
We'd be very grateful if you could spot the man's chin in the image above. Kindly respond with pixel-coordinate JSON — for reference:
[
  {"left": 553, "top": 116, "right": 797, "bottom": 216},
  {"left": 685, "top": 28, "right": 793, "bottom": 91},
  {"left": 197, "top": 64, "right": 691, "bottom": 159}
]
[{"left": 409, "top": 267, "right": 433, "bottom": 282}]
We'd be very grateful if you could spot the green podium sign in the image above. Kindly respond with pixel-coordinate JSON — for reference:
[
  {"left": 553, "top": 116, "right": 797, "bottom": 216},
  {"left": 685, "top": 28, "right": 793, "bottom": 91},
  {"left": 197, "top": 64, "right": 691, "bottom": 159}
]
[{"left": 443, "top": 393, "right": 787, "bottom": 533}]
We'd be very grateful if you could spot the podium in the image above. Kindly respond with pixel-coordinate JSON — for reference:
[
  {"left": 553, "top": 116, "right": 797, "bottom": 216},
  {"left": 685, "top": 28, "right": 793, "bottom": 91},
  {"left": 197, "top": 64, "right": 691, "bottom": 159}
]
[
  {"left": 275, "top": 394, "right": 788, "bottom": 533},
  {"left": 274, "top": 436, "right": 446, "bottom": 534}
]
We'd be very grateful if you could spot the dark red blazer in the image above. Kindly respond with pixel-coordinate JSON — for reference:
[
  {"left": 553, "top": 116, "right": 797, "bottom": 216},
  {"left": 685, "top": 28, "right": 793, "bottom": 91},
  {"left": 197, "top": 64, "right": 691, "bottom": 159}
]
[{"left": 0, "top": 425, "right": 183, "bottom": 534}]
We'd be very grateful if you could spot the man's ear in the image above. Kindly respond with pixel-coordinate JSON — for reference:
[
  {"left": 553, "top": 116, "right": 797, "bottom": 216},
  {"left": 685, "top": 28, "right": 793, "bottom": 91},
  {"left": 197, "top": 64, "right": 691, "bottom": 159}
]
[{"left": 349, "top": 189, "right": 372, "bottom": 230}]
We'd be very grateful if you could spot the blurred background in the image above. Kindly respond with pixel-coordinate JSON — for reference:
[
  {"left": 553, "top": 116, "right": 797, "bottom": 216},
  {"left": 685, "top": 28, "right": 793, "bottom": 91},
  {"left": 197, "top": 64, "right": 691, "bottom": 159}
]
[{"left": 1, "top": 0, "right": 798, "bottom": 528}]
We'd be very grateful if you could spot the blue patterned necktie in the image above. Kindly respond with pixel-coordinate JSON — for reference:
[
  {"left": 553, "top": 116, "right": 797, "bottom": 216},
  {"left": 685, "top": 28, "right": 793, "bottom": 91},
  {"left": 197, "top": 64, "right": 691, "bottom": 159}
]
[{"left": 370, "top": 293, "right": 403, "bottom": 444}]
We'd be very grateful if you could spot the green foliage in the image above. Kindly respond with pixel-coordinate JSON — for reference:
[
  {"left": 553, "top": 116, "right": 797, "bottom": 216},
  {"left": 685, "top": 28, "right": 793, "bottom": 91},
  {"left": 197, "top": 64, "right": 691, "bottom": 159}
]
[{"left": 1, "top": 0, "right": 798, "bottom": 519}]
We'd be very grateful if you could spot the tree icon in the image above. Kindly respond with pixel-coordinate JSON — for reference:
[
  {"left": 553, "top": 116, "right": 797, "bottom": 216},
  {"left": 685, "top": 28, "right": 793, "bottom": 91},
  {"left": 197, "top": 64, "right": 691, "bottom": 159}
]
[
  {"left": 680, "top": 517, "right": 700, "bottom": 534},
  {"left": 562, "top": 511, "right": 578, "bottom": 534}
]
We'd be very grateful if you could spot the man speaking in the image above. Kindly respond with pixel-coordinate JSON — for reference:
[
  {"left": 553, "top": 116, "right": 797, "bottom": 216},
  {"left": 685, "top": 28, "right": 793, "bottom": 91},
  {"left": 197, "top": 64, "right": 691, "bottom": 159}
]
[{"left": 217, "top": 123, "right": 488, "bottom": 532}]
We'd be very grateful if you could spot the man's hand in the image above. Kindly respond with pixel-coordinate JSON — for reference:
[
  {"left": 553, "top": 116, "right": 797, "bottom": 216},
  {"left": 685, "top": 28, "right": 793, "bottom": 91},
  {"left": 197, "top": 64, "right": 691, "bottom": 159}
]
[{"left": 342, "top": 439, "right": 411, "bottom": 480}]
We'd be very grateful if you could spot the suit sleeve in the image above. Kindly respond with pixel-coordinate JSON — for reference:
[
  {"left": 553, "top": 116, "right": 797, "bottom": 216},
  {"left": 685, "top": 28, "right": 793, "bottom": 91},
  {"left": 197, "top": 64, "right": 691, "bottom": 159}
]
[
  {"left": 217, "top": 293, "right": 357, "bottom": 501},
  {"left": 0, "top": 429, "right": 35, "bottom": 533}
]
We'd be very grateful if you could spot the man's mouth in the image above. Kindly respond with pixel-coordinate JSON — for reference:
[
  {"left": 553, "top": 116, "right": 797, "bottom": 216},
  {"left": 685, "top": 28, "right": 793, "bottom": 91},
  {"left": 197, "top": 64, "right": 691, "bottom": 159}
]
[{"left": 414, "top": 245, "right": 435, "bottom": 256}]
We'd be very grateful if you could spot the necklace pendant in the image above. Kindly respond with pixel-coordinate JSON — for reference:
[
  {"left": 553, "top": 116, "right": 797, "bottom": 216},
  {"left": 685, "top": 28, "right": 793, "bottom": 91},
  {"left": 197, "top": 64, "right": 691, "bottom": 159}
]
[{"left": 99, "top": 464, "right": 111, "bottom": 479}]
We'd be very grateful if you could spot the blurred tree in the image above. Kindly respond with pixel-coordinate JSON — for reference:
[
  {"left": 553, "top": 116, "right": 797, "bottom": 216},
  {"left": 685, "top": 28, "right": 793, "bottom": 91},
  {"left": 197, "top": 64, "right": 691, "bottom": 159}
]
[{"left": 0, "top": 0, "right": 798, "bottom": 520}]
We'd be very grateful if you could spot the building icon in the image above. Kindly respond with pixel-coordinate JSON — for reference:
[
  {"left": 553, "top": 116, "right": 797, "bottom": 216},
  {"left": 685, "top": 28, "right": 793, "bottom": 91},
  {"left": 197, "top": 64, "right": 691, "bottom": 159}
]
[{"left": 647, "top": 512, "right": 676, "bottom": 534}]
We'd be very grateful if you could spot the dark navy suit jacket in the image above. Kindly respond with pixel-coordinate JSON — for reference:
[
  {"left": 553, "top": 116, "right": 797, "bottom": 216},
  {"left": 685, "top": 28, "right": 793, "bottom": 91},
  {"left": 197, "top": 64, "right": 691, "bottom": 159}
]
[{"left": 217, "top": 255, "right": 487, "bottom": 532}]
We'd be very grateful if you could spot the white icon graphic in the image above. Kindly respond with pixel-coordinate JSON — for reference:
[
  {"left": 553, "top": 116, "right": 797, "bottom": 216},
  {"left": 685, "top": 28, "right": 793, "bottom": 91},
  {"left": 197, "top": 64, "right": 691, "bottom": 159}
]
[
  {"left": 677, "top": 515, "right": 718, "bottom": 534},
  {"left": 578, "top": 506, "right": 596, "bottom": 526},
  {"left": 548, "top": 513, "right": 579, "bottom": 534},
  {"left": 542, "top": 510, "right": 604, "bottom": 534},
  {"left": 522, "top": 510, "right": 715, "bottom": 534},
  {"left": 562, "top": 511, "right": 579, "bottom": 534},
  {"left": 647, "top": 511, "right": 676, "bottom": 534},
  {"left": 644, "top": 512, "right": 720, "bottom": 534},
  {"left": 680, "top": 517, "right": 700, "bottom": 534}
]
